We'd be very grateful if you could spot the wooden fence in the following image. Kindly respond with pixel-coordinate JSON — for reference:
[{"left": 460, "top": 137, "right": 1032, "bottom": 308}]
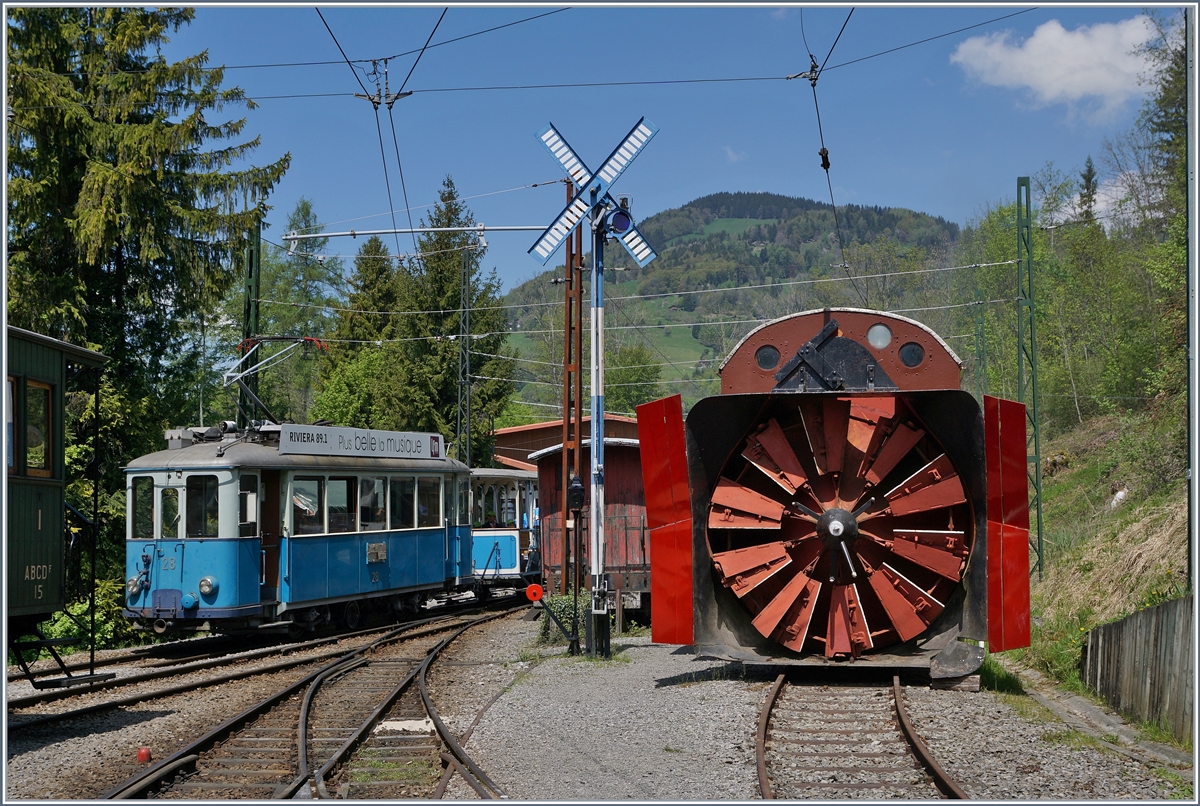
[{"left": 1081, "top": 596, "right": 1193, "bottom": 743}]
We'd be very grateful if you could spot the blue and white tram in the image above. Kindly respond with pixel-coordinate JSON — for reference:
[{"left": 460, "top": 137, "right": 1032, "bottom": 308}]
[
  {"left": 124, "top": 423, "right": 472, "bottom": 633},
  {"left": 470, "top": 467, "right": 540, "bottom": 588}
]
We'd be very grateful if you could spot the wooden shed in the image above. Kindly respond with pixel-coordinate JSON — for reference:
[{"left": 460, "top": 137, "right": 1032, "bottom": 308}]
[{"left": 528, "top": 437, "right": 648, "bottom": 598}]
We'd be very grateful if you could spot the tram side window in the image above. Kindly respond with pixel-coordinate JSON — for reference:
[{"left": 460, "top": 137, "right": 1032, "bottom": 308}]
[
  {"left": 389, "top": 477, "right": 415, "bottom": 530},
  {"left": 328, "top": 477, "right": 356, "bottom": 533},
  {"left": 360, "top": 477, "right": 386, "bottom": 532},
  {"left": 292, "top": 477, "right": 325, "bottom": 535},
  {"left": 161, "top": 488, "right": 180, "bottom": 539},
  {"left": 131, "top": 476, "right": 155, "bottom": 539},
  {"left": 186, "top": 475, "right": 220, "bottom": 537},
  {"left": 239, "top": 474, "right": 259, "bottom": 537},
  {"left": 417, "top": 477, "right": 441, "bottom": 528},
  {"left": 25, "top": 380, "right": 52, "bottom": 477},
  {"left": 458, "top": 477, "right": 470, "bottom": 526}
]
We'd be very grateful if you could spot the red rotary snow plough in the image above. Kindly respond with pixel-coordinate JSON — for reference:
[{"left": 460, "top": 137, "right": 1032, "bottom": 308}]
[{"left": 636, "top": 308, "right": 1031, "bottom": 678}]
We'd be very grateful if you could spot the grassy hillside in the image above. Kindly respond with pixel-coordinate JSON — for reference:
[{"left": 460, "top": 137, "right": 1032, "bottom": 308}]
[{"left": 1015, "top": 403, "right": 1189, "bottom": 695}]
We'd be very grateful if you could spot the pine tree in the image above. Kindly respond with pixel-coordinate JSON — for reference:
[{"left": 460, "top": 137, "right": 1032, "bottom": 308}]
[
  {"left": 7, "top": 8, "right": 288, "bottom": 572},
  {"left": 325, "top": 236, "right": 400, "bottom": 371},
  {"left": 314, "top": 178, "right": 516, "bottom": 462}
]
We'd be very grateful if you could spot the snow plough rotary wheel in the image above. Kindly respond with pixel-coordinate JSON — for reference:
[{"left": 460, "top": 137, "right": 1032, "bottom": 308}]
[{"left": 705, "top": 393, "right": 973, "bottom": 659}]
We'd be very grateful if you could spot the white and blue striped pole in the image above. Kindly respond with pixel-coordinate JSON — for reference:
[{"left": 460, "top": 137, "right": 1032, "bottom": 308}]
[{"left": 589, "top": 187, "right": 610, "bottom": 657}]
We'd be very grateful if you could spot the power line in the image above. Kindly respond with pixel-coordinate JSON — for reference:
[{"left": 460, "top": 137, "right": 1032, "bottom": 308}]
[
  {"left": 822, "top": 8, "right": 1037, "bottom": 74},
  {"left": 398, "top": 8, "right": 447, "bottom": 94},
  {"left": 16, "top": 9, "right": 1045, "bottom": 113},
  {"left": 254, "top": 259, "right": 1019, "bottom": 319}
]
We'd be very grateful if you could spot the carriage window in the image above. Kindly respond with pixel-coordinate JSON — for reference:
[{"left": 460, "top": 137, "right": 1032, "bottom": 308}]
[
  {"left": 161, "top": 488, "right": 180, "bottom": 539},
  {"left": 389, "top": 477, "right": 415, "bottom": 529},
  {"left": 132, "top": 476, "right": 155, "bottom": 539},
  {"left": 458, "top": 477, "right": 470, "bottom": 526},
  {"left": 327, "top": 477, "right": 356, "bottom": 533},
  {"left": 417, "top": 476, "right": 441, "bottom": 528},
  {"left": 6, "top": 377, "right": 14, "bottom": 469},
  {"left": 25, "top": 380, "right": 51, "bottom": 477},
  {"left": 239, "top": 474, "right": 259, "bottom": 537},
  {"left": 292, "top": 477, "right": 325, "bottom": 535},
  {"left": 360, "top": 477, "right": 386, "bottom": 532},
  {"left": 186, "top": 475, "right": 220, "bottom": 537}
]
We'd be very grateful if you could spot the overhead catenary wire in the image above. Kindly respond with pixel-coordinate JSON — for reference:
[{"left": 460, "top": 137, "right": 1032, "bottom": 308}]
[
  {"left": 387, "top": 8, "right": 447, "bottom": 257},
  {"left": 16, "top": 8, "right": 1041, "bottom": 112},
  {"left": 316, "top": 8, "right": 406, "bottom": 261},
  {"left": 253, "top": 258, "right": 1019, "bottom": 319}
]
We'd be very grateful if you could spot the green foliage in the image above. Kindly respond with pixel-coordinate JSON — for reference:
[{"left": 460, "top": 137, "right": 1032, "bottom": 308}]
[
  {"left": 1024, "top": 618, "right": 1091, "bottom": 694},
  {"left": 40, "top": 578, "right": 144, "bottom": 651},
  {"left": 605, "top": 344, "right": 662, "bottom": 415},
  {"left": 537, "top": 592, "right": 590, "bottom": 645},
  {"left": 980, "top": 655, "right": 1025, "bottom": 694}
]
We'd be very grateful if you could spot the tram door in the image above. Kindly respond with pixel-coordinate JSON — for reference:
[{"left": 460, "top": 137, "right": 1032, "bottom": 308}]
[{"left": 260, "top": 470, "right": 281, "bottom": 596}]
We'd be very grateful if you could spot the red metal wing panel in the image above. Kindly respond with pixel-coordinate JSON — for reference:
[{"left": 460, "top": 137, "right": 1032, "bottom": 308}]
[
  {"left": 649, "top": 518, "right": 694, "bottom": 645},
  {"left": 636, "top": 395, "right": 691, "bottom": 530},
  {"left": 1000, "top": 523, "right": 1031, "bottom": 650},
  {"left": 999, "top": 397, "right": 1031, "bottom": 530},
  {"left": 984, "top": 395, "right": 1032, "bottom": 652}
]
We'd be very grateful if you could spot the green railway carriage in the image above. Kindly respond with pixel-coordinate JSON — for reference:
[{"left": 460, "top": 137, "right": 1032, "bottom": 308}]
[{"left": 6, "top": 326, "right": 107, "bottom": 636}]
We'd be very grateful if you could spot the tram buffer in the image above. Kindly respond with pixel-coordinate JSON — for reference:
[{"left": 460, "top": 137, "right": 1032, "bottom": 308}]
[{"left": 529, "top": 118, "right": 659, "bottom": 656}]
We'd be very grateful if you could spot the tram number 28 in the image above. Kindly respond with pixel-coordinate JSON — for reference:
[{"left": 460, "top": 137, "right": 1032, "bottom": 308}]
[{"left": 161, "top": 557, "right": 177, "bottom": 571}]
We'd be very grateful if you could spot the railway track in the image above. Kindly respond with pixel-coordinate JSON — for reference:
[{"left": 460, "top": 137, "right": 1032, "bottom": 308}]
[
  {"left": 99, "top": 608, "right": 514, "bottom": 800},
  {"left": 756, "top": 674, "right": 968, "bottom": 800},
  {"left": 7, "top": 595, "right": 518, "bottom": 723}
]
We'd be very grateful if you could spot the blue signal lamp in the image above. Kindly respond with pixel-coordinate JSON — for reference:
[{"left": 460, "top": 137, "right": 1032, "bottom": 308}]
[{"left": 604, "top": 208, "right": 633, "bottom": 236}]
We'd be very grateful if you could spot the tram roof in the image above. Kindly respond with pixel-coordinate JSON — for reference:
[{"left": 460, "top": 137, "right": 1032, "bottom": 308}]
[
  {"left": 124, "top": 439, "right": 469, "bottom": 474},
  {"left": 471, "top": 467, "right": 537, "bottom": 482}
]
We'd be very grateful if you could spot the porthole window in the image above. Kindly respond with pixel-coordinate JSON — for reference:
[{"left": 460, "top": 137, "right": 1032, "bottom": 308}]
[
  {"left": 899, "top": 342, "right": 925, "bottom": 368},
  {"left": 755, "top": 345, "right": 780, "bottom": 370},
  {"left": 866, "top": 324, "right": 892, "bottom": 349}
]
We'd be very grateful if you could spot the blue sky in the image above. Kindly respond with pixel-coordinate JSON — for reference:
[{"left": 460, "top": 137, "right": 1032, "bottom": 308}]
[{"left": 162, "top": 3, "right": 1178, "bottom": 292}]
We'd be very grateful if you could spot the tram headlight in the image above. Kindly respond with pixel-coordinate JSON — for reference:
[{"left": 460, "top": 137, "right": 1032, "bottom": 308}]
[
  {"left": 126, "top": 576, "right": 141, "bottom": 597},
  {"left": 198, "top": 576, "right": 218, "bottom": 596}
]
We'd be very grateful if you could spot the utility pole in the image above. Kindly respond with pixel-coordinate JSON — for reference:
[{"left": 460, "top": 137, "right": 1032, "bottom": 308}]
[
  {"left": 588, "top": 184, "right": 610, "bottom": 659},
  {"left": 560, "top": 182, "right": 585, "bottom": 596},
  {"left": 1016, "top": 177, "right": 1044, "bottom": 579},
  {"left": 456, "top": 246, "right": 472, "bottom": 469},
  {"left": 238, "top": 219, "right": 262, "bottom": 429}
]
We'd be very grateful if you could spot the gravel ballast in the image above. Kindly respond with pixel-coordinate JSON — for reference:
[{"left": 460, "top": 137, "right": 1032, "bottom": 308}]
[{"left": 6, "top": 607, "right": 1194, "bottom": 800}]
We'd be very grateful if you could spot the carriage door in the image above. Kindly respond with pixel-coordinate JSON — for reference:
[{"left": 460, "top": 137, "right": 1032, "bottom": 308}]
[{"left": 260, "top": 470, "right": 281, "bottom": 595}]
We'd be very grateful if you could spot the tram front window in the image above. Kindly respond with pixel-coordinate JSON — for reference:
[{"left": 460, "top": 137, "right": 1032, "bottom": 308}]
[
  {"left": 131, "top": 476, "right": 154, "bottom": 539},
  {"left": 186, "top": 475, "right": 220, "bottom": 537},
  {"left": 161, "top": 488, "right": 180, "bottom": 539}
]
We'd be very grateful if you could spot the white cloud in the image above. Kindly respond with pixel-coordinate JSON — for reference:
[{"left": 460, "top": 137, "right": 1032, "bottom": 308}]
[
  {"left": 724, "top": 145, "right": 747, "bottom": 163},
  {"left": 950, "top": 16, "right": 1154, "bottom": 116}
]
